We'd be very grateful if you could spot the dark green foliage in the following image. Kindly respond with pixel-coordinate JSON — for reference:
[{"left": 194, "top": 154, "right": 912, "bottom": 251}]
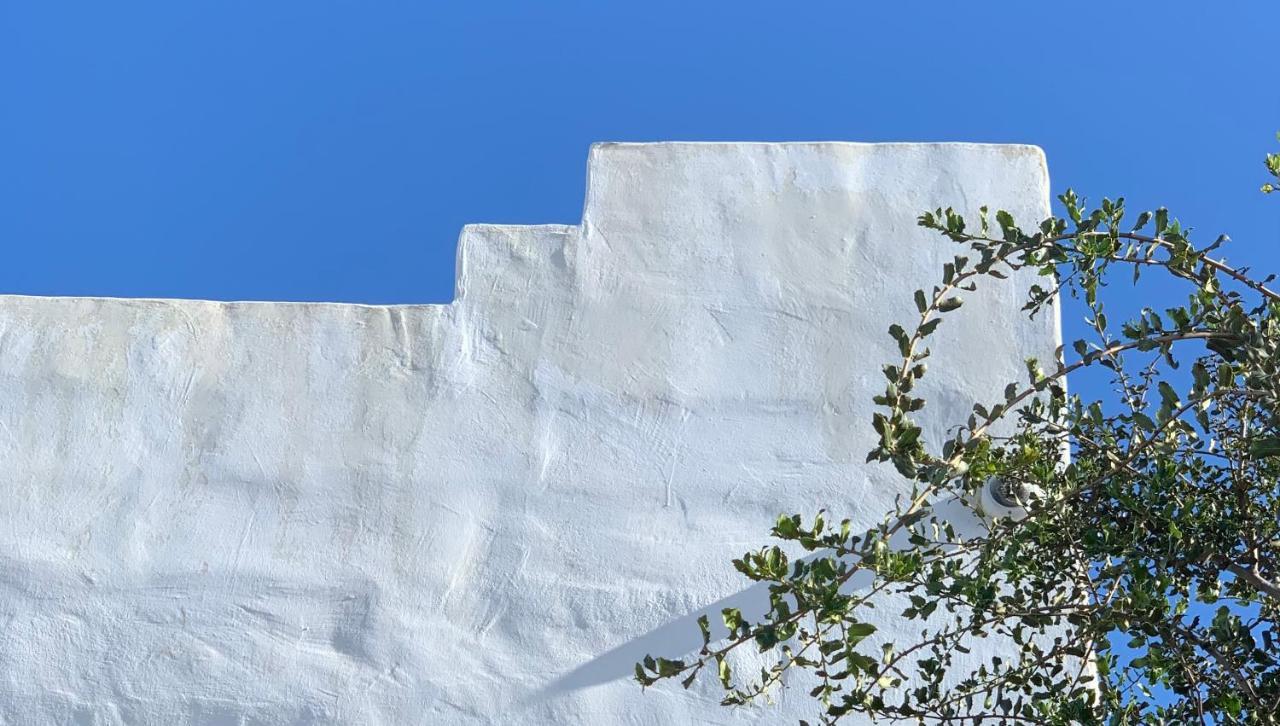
[{"left": 639, "top": 137, "right": 1280, "bottom": 723}]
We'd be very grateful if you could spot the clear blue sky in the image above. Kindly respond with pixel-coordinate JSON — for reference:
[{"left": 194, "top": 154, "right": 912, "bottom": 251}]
[
  {"left": 2, "top": 2, "right": 1276, "bottom": 707},
  {"left": 3, "top": 2, "right": 1276, "bottom": 306}
]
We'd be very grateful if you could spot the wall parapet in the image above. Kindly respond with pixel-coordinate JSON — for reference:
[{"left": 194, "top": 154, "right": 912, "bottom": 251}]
[{"left": 0, "top": 142, "right": 1055, "bottom": 724}]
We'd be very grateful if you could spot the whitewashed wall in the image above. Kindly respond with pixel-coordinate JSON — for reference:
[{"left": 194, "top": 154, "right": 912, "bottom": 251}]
[{"left": 0, "top": 143, "right": 1056, "bottom": 724}]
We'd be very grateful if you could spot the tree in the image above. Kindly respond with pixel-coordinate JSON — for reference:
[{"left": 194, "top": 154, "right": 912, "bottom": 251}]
[{"left": 637, "top": 135, "right": 1280, "bottom": 723}]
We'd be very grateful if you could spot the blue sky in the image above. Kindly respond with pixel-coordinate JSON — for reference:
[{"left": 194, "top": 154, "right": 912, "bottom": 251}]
[
  {"left": 2, "top": 2, "right": 1277, "bottom": 709},
  {"left": 2, "top": 2, "right": 1276, "bottom": 307}
]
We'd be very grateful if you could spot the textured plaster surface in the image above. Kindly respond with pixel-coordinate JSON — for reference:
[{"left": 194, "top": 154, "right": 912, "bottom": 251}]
[{"left": 0, "top": 143, "right": 1056, "bottom": 724}]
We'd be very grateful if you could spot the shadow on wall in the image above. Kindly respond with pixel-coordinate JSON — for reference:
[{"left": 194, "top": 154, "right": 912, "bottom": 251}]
[
  {"left": 527, "top": 491, "right": 981, "bottom": 706},
  {"left": 526, "top": 567, "right": 874, "bottom": 705}
]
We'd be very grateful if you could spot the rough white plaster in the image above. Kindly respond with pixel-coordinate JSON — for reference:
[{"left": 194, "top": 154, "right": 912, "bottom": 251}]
[{"left": 0, "top": 143, "right": 1056, "bottom": 724}]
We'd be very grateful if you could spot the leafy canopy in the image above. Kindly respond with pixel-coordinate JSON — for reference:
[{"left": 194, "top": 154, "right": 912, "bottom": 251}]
[{"left": 638, "top": 135, "right": 1280, "bottom": 723}]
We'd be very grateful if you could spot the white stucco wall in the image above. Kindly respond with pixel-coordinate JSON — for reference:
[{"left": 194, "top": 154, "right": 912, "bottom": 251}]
[{"left": 0, "top": 143, "right": 1056, "bottom": 725}]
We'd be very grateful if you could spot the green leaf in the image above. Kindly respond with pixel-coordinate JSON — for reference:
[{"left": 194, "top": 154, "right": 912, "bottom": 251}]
[
  {"left": 656, "top": 657, "right": 684, "bottom": 677},
  {"left": 847, "top": 653, "right": 878, "bottom": 673},
  {"left": 722, "top": 608, "right": 744, "bottom": 635},
  {"left": 995, "top": 209, "right": 1015, "bottom": 231},
  {"left": 846, "top": 622, "right": 877, "bottom": 644},
  {"left": 888, "top": 324, "right": 911, "bottom": 356},
  {"left": 1249, "top": 436, "right": 1280, "bottom": 459}
]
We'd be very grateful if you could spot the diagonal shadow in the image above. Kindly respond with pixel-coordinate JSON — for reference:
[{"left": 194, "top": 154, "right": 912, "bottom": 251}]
[
  {"left": 525, "top": 555, "right": 876, "bottom": 705},
  {"left": 527, "top": 493, "right": 981, "bottom": 706}
]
